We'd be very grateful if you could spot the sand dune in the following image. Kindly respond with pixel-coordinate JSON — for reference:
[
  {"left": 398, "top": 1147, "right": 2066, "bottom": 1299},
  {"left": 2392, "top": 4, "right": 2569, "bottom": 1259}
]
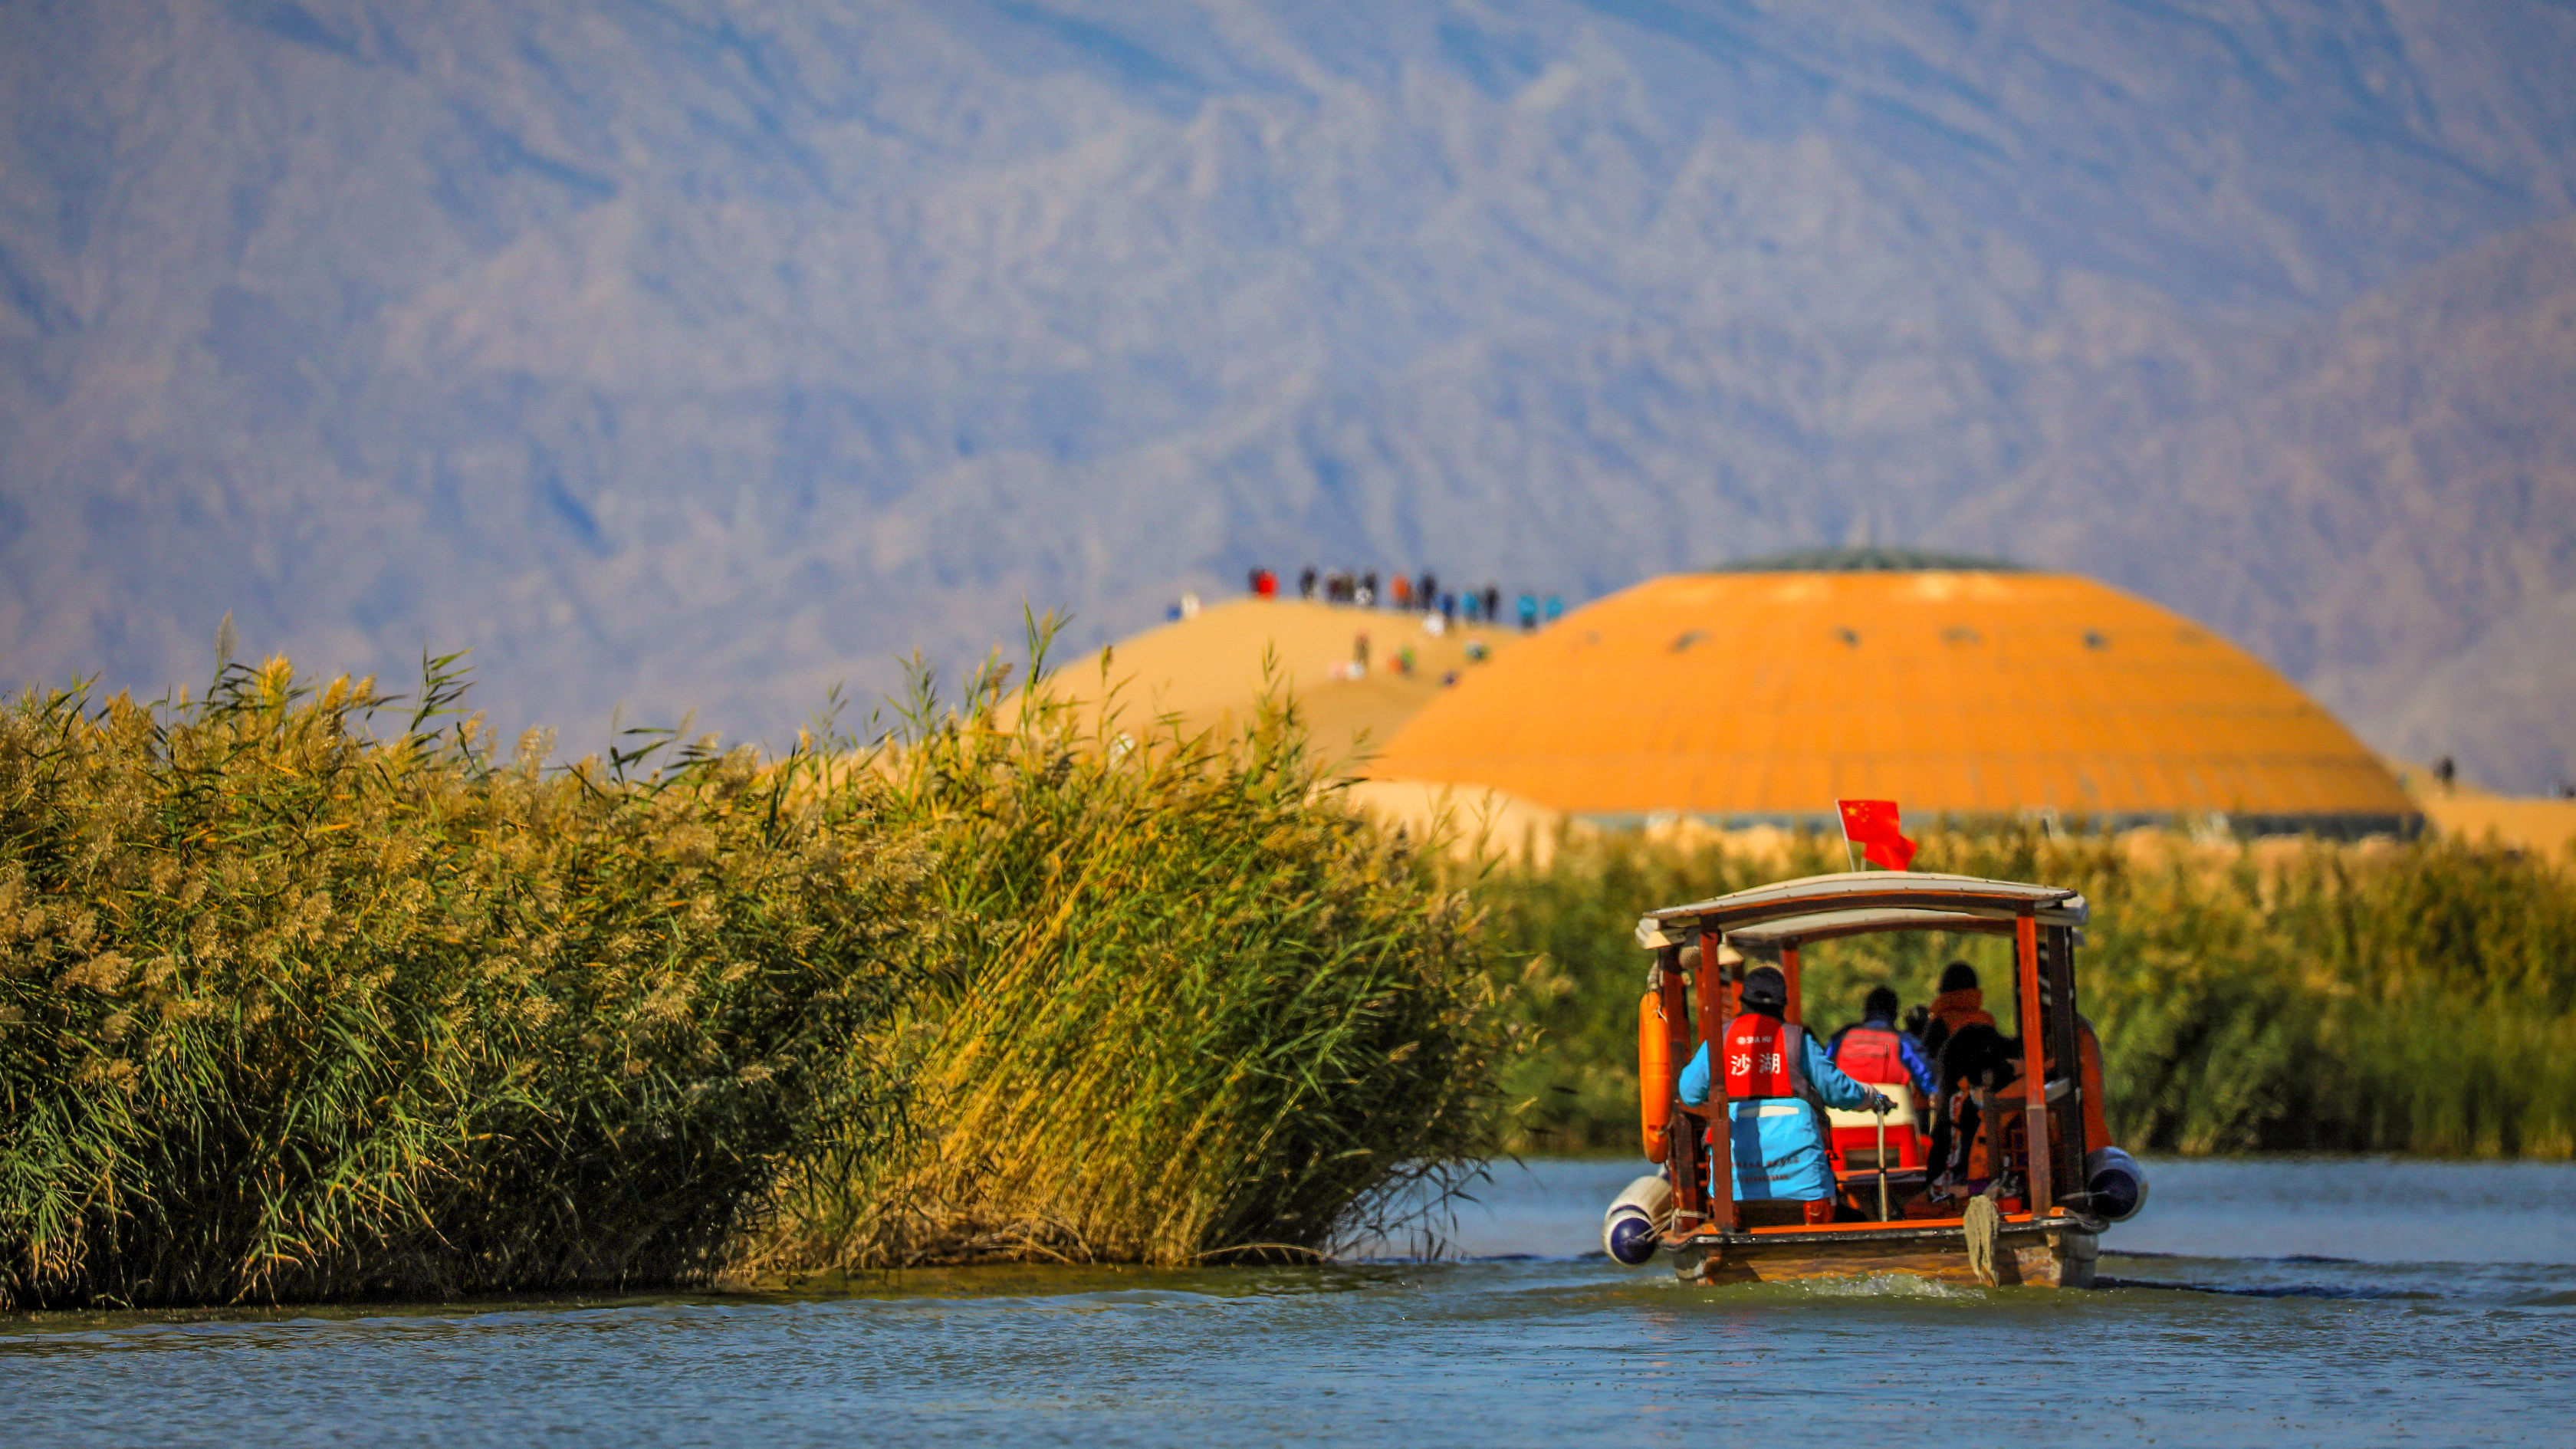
[
  {"left": 1040, "top": 599, "right": 2575, "bottom": 868},
  {"left": 1332, "top": 778, "right": 1575, "bottom": 865},
  {"left": 1042, "top": 598, "right": 1517, "bottom": 767},
  {"left": 2387, "top": 761, "right": 2576, "bottom": 861}
]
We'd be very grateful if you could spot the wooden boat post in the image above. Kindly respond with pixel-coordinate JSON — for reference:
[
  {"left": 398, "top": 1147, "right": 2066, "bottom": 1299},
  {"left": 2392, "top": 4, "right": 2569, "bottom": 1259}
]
[
  {"left": 1656, "top": 945, "right": 1707, "bottom": 1228},
  {"left": 1691, "top": 938, "right": 1728, "bottom": 1074},
  {"left": 1698, "top": 932, "right": 1735, "bottom": 1232},
  {"left": 2042, "top": 924, "right": 2088, "bottom": 1191},
  {"left": 2015, "top": 910, "right": 2052, "bottom": 1211}
]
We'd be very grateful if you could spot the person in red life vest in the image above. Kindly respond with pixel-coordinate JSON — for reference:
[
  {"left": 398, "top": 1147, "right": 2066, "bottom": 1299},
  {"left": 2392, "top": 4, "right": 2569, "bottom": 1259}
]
[
  {"left": 1829, "top": 985, "right": 1937, "bottom": 1100},
  {"left": 1919, "top": 961, "right": 1998, "bottom": 1063},
  {"left": 1677, "top": 966, "right": 1891, "bottom": 1224}
]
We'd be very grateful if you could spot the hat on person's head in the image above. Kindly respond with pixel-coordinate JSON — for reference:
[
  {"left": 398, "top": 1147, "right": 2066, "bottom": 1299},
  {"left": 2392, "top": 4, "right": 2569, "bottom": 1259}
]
[
  {"left": 1741, "top": 965, "right": 1788, "bottom": 1011},
  {"left": 1938, "top": 961, "right": 1979, "bottom": 993}
]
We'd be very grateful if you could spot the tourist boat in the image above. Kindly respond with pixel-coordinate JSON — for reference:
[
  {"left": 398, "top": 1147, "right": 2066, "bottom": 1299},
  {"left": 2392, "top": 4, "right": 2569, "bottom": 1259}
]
[{"left": 1600, "top": 872, "right": 2148, "bottom": 1287}]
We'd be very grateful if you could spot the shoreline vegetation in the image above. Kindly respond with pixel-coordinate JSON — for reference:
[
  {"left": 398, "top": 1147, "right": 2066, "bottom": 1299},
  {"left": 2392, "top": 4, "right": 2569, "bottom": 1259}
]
[
  {"left": 7, "top": 628, "right": 2570, "bottom": 1309},
  {"left": 0, "top": 626, "right": 1511, "bottom": 1309},
  {"left": 751, "top": 642, "right": 1511, "bottom": 1279},
  {"left": 1484, "top": 823, "right": 2576, "bottom": 1162}
]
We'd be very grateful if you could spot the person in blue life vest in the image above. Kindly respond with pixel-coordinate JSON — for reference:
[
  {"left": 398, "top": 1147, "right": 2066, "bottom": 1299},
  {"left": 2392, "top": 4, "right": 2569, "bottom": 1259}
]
[
  {"left": 1829, "top": 984, "right": 1938, "bottom": 1100},
  {"left": 1678, "top": 966, "right": 1894, "bottom": 1224}
]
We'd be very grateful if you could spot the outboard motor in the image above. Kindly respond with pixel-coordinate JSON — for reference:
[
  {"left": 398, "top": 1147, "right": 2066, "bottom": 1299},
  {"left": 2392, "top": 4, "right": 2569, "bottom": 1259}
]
[
  {"left": 1602, "top": 1174, "right": 1674, "bottom": 1265},
  {"left": 2083, "top": 1146, "right": 2150, "bottom": 1222}
]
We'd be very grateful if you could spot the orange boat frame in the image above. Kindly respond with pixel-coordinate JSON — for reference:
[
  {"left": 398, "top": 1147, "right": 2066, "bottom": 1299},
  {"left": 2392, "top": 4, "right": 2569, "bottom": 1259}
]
[{"left": 1635, "top": 872, "right": 2107, "bottom": 1286}]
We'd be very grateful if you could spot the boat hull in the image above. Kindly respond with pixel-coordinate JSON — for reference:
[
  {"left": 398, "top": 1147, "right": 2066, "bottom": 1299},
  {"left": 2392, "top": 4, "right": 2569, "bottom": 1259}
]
[{"left": 1666, "top": 1219, "right": 2099, "bottom": 1288}]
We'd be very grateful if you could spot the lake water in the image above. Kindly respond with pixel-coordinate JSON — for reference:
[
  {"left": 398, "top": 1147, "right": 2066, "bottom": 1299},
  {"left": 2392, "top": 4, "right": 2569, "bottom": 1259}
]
[{"left": 8, "top": 1158, "right": 2571, "bottom": 1445}]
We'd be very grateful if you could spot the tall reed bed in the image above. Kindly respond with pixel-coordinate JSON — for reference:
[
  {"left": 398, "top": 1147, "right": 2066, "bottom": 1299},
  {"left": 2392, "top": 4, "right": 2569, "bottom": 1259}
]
[
  {"left": 0, "top": 656, "right": 928, "bottom": 1309},
  {"left": 2, "top": 634, "right": 1517, "bottom": 1306},
  {"left": 752, "top": 636, "right": 1517, "bottom": 1270},
  {"left": 1478, "top": 826, "right": 2576, "bottom": 1158}
]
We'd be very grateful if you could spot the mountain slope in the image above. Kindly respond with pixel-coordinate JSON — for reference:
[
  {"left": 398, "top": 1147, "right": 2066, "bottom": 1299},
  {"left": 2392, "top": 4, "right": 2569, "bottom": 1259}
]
[
  {"left": 4, "top": 0, "right": 2574, "bottom": 786},
  {"left": 1949, "top": 217, "right": 2576, "bottom": 790}
]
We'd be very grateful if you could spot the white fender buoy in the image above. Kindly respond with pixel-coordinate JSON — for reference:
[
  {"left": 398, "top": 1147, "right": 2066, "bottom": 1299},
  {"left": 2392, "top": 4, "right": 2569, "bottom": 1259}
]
[{"left": 1602, "top": 1174, "right": 1674, "bottom": 1265}]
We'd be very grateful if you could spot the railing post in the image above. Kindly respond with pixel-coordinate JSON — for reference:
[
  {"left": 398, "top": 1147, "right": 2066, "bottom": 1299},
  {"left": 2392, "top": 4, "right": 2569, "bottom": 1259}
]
[
  {"left": 2016, "top": 910, "right": 2052, "bottom": 1211},
  {"left": 2043, "top": 925, "right": 2086, "bottom": 1201},
  {"left": 1701, "top": 931, "right": 1737, "bottom": 1233},
  {"left": 1657, "top": 945, "right": 1703, "bottom": 1225}
]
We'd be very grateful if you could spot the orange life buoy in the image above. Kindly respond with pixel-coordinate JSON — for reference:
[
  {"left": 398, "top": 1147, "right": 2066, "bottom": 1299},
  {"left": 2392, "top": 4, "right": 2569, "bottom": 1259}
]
[{"left": 1639, "top": 988, "right": 1674, "bottom": 1162}]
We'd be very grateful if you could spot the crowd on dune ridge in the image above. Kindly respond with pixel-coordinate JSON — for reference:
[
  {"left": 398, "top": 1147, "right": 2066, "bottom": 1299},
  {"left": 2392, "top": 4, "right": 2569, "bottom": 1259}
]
[{"left": 1226, "top": 566, "right": 1566, "bottom": 631}]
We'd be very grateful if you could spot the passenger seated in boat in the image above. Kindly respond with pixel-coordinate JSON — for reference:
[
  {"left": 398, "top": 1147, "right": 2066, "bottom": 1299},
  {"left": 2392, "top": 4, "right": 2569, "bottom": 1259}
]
[
  {"left": 1920, "top": 961, "right": 1998, "bottom": 1061},
  {"left": 1829, "top": 985, "right": 1937, "bottom": 1101},
  {"left": 1926, "top": 1022, "right": 2018, "bottom": 1190},
  {"left": 1678, "top": 966, "right": 1894, "bottom": 1225},
  {"left": 1925, "top": 996, "right": 2118, "bottom": 1194},
  {"left": 1973, "top": 982, "right": 2117, "bottom": 1155}
]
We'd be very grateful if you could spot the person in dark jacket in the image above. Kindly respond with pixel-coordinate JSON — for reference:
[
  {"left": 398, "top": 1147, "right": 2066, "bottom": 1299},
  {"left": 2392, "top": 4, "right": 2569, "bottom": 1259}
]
[
  {"left": 1920, "top": 961, "right": 1998, "bottom": 1063},
  {"left": 1925, "top": 1021, "right": 2019, "bottom": 1188}
]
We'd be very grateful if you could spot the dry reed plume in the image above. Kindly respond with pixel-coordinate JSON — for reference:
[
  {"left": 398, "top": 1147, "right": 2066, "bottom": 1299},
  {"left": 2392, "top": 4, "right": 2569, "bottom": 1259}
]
[
  {"left": 0, "top": 652, "right": 929, "bottom": 1309},
  {"left": 3, "top": 626, "right": 1520, "bottom": 1306},
  {"left": 750, "top": 623, "right": 1519, "bottom": 1271}
]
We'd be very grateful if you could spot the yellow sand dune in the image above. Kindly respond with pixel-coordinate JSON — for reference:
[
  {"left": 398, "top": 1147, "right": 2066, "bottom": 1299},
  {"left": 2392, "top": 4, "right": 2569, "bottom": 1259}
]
[
  {"left": 1333, "top": 777, "right": 1576, "bottom": 864},
  {"left": 1046, "top": 598, "right": 1516, "bottom": 766},
  {"left": 2387, "top": 760, "right": 2576, "bottom": 860}
]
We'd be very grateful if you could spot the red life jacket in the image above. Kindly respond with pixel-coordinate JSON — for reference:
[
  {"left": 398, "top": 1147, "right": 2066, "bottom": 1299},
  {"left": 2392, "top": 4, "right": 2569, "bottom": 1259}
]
[
  {"left": 1723, "top": 1013, "right": 1802, "bottom": 1100},
  {"left": 1835, "top": 1023, "right": 1909, "bottom": 1089}
]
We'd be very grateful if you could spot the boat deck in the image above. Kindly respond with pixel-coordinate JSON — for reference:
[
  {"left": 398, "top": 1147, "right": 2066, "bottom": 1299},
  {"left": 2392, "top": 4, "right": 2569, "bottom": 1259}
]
[{"left": 1662, "top": 1210, "right": 2104, "bottom": 1286}]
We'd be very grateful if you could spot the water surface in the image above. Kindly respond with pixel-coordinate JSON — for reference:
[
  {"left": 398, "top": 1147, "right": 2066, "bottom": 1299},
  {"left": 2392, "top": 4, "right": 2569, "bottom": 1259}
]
[{"left": 8, "top": 1158, "right": 2571, "bottom": 1445}]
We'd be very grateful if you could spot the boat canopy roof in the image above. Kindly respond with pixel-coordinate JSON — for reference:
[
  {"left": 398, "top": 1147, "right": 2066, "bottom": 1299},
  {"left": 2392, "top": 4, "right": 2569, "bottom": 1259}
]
[{"left": 1636, "top": 872, "right": 2086, "bottom": 949}]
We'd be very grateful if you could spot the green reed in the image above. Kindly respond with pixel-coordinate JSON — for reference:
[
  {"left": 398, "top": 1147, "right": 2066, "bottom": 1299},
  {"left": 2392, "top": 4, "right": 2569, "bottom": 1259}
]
[
  {"left": 1477, "top": 825, "right": 2576, "bottom": 1158},
  {"left": 0, "top": 656, "right": 929, "bottom": 1309},
  {"left": 749, "top": 622, "right": 1519, "bottom": 1270},
  {"left": 2, "top": 626, "right": 1519, "bottom": 1306}
]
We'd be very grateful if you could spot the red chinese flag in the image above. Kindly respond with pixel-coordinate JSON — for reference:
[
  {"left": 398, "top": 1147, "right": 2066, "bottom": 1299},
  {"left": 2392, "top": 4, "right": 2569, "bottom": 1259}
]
[{"left": 1836, "top": 799, "right": 1918, "bottom": 871}]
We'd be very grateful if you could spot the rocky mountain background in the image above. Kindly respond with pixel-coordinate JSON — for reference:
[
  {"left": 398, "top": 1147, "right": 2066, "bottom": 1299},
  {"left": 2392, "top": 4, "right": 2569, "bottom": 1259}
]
[{"left": 5, "top": 0, "right": 2573, "bottom": 790}]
